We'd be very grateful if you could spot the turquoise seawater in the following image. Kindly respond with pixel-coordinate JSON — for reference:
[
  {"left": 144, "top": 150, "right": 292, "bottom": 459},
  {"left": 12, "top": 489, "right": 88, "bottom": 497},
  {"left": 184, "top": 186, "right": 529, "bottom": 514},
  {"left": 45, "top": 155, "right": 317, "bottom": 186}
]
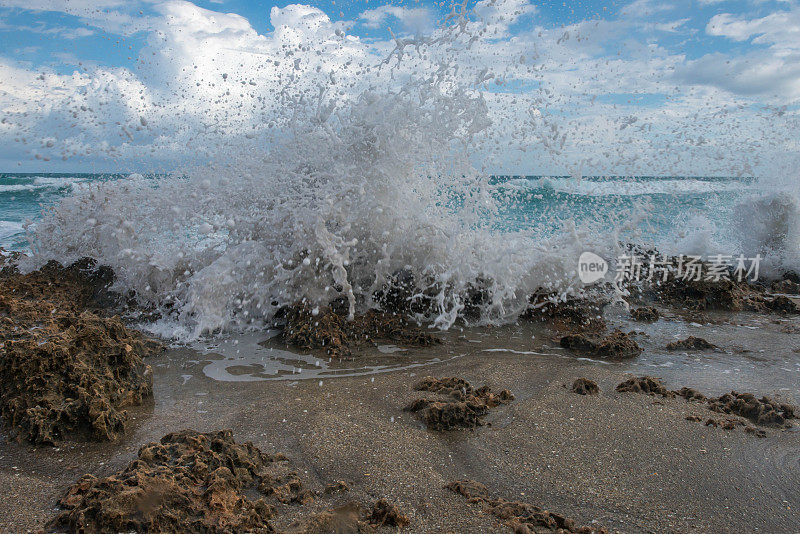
[{"left": 0, "top": 172, "right": 751, "bottom": 252}]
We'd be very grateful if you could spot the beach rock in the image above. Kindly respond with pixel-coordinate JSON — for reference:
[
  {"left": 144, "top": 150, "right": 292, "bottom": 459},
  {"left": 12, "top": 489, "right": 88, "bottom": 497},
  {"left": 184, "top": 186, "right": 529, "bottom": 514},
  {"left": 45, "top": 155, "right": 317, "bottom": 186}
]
[
  {"left": 445, "top": 480, "right": 490, "bottom": 501},
  {"left": 526, "top": 296, "right": 607, "bottom": 332},
  {"left": 675, "top": 387, "right": 707, "bottom": 402},
  {"left": 571, "top": 378, "right": 600, "bottom": 396},
  {"left": 446, "top": 480, "right": 610, "bottom": 533},
  {"left": 283, "top": 305, "right": 439, "bottom": 359},
  {"left": 665, "top": 336, "right": 717, "bottom": 351},
  {"left": 367, "top": 499, "right": 410, "bottom": 528},
  {"left": 0, "top": 247, "right": 23, "bottom": 277},
  {"left": 615, "top": 376, "right": 674, "bottom": 398},
  {"left": 707, "top": 392, "right": 795, "bottom": 428},
  {"left": 373, "top": 269, "right": 418, "bottom": 314},
  {"left": 404, "top": 377, "right": 514, "bottom": 430},
  {"left": 771, "top": 279, "right": 800, "bottom": 295},
  {"left": 765, "top": 295, "right": 800, "bottom": 314},
  {"left": 285, "top": 499, "right": 409, "bottom": 533},
  {"left": 630, "top": 306, "right": 659, "bottom": 322},
  {"left": 45, "top": 430, "right": 285, "bottom": 533},
  {"left": 284, "top": 503, "right": 365, "bottom": 534},
  {"left": 560, "top": 329, "right": 642, "bottom": 359},
  {"left": 658, "top": 276, "right": 765, "bottom": 312},
  {"left": 619, "top": 377, "right": 796, "bottom": 433},
  {"left": 323, "top": 480, "right": 349, "bottom": 494},
  {"left": 744, "top": 426, "right": 768, "bottom": 438},
  {"left": 0, "top": 261, "right": 160, "bottom": 445},
  {"left": 559, "top": 333, "right": 598, "bottom": 353},
  {"left": 704, "top": 417, "right": 744, "bottom": 430},
  {"left": 594, "top": 330, "right": 643, "bottom": 358}
]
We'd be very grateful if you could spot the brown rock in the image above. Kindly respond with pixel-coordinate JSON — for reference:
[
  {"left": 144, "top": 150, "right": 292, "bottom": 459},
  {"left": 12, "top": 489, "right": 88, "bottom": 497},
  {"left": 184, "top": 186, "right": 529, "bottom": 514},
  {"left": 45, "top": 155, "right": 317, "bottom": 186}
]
[
  {"left": 665, "top": 336, "right": 717, "bottom": 351},
  {"left": 771, "top": 279, "right": 800, "bottom": 295},
  {"left": 283, "top": 305, "right": 439, "bottom": 359},
  {"left": 766, "top": 295, "right": 800, "bottom": 314},
  {"left": 367, "top": 499, "right": 410, "bottom": 528},
  {"left": 630, "top": 306, "right": 659, "bottom": 322},
  {"left": 675, "top": 387, "right": 707, "bottom": 402},
  {"left": 615, "top": 376, "right": 674, "bottom": 398},
  {"left": 526, "top": 296, "right": 607, "bottom": 332},
  {"left": 404, "top": 377, "right": 514, "bottom": 430},
  {"left": 45, "top": 430, "right": 287, "bottom": 533},
  {"left": 561, "top": 329, "right": 642, "bottom": 359},
  {"left": 0, "top": 261, "right": 160, "bottom": 445},
  {"left": 571, "top": 378, "right": 600, "bottom": 396},
  {"left": 658, "top": 276, "right": 759, "bottom": 311},
  {"left": 707, "top": 392, "right": 795, "bottom": 428},
  {"left": 446, "top": 480, "right": 609, "bottom": 533}
]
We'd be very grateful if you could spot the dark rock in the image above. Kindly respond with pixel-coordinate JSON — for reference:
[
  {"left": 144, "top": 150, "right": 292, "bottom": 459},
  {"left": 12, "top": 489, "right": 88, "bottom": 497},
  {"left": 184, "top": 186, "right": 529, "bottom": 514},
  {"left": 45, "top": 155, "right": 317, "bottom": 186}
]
[
  {"left": 771, "top": 279, "right": 800, "bottom": 295},
  {"left": 404, "top": 377, "right": 514, "bottom": 430},
  {"left": 284, "top": 503, "right": 364, "bottom": 534},
  {"left": 665, "top": 336, "right": 717, "bottom": 351},
  {"left": 283, "top": 305, "right": 439, "bottom": 359},
  {"left": 615, "top": 376, "right": 674, "bottom": 398},
  {"left": 765, "top": 295, "right": 800, "bottom": 314},
  {"left": 676, "top": 387, "right": 707, "bottom": 402},
  {"left": 323, "top": 480, "right": 349, "bottom": 494},
  {"left": 622, "top": 378, "right": 796, "bottom": 435},
  {"left": 445, "top": 480, "right": 490, "bottom": 501},
  {"left": 704, "top": 417, "right": 744, "bottom": 430},
  {"left": 630, "top": 306, "right": 659, "bottom": 322},
  {"left": 744, "top": 426, "right": 767, "bottom": 438},
  {"left": 561, "top": 329, "right": 642, "bottom": 359},
  {"left": 526, "top": 296, "right": 607, "bottom": 332},
  {"left": 446, "top": 480, "right": 610, "bottom": 533},
  {"left": 559, "top": 333, "right": 598, "bottom": 353},
  {"left": 571, "top": 378, "right": 600, "bottom": 396},
  {"left": 367, "top": 499, "right": 410, "bottom": 528},
  {"left": 782, "top": 270, "right": 800, "bottom": 284},
  {"left": 0, "top": 261, "right": 161, "bottom": 445},
  {"left": 46, "top": 429, "right": 286, "bottom": 533},
  {"left": 373, "top": 269, "right": 417, "bottom": 314},
  {"left": 658, "top": 276, "right": 765, "bottom": 312},
  {"left": 707, "top": 392, "right": 795, "bottom": 428}
]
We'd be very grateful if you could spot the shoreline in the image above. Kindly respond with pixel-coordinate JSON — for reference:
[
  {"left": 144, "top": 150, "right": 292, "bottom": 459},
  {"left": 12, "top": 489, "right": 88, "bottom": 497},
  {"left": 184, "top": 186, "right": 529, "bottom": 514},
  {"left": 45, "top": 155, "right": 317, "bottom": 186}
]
[
  {"left": 1, "top": 304, "right": 799, "bottom": 532},
  {"left": 0, "top": 257, "right": 798, "bottom": 532}
]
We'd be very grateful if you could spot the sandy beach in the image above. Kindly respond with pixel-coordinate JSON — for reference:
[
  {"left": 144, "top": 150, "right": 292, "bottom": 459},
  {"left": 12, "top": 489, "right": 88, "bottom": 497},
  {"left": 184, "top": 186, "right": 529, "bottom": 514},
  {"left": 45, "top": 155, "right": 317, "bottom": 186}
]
[{"left": 2, "top": 301, "right": 798, "bottom": 533}]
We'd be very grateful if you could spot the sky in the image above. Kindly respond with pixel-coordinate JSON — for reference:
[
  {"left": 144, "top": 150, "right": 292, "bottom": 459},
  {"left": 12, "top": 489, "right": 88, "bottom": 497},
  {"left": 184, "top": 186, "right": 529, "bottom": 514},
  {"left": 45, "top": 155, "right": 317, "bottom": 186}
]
[{"left": 0, "top": 0, "right": 799, "bottom": 177}]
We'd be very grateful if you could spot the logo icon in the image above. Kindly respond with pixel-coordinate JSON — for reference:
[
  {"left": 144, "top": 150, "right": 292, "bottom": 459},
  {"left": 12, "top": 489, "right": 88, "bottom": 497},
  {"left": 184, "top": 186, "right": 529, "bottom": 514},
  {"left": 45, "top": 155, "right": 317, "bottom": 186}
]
[{"left": 578, "top": 251, "right": 608, "bottom": 284}]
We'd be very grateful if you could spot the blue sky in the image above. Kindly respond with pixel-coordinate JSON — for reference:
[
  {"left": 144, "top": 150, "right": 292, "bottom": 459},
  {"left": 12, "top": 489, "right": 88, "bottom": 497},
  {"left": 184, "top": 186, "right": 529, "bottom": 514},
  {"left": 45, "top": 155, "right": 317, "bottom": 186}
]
[
  {"left": 1, "top": 1, "right": 790, "bottom": 69},
  {"left": 0, "top": 0, "right": 798, "bottom": 176}
]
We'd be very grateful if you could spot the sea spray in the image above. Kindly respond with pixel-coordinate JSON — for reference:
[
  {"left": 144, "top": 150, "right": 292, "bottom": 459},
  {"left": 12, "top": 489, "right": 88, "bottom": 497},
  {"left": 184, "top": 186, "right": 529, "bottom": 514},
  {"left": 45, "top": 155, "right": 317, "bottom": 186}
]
[
  {"left": 19, "top": 1, "right": 800, "bottom": 339},
  {"left": 26, "top": 78, "right": 597, "bottom": 339}
]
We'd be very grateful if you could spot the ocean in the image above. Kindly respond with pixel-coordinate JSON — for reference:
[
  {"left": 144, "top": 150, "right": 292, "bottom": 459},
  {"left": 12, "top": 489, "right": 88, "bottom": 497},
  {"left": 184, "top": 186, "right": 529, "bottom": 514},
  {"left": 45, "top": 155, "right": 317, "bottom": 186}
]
[
  {"left": 0, "top": 172, "right": 751, "bottom": 252},
  {"left": 12, "top": 168, "right": 793, "bottom": 342}
]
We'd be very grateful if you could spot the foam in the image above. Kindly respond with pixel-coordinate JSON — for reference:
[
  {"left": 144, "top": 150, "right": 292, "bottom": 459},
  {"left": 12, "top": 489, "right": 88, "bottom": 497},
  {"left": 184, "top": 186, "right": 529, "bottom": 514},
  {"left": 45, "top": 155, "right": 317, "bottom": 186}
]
[
  {"left": 27, "top": 84, "right": 602, "bottom": 340},
  {"left": 502, "top": 177, "right": 751, "bottom": 197}
]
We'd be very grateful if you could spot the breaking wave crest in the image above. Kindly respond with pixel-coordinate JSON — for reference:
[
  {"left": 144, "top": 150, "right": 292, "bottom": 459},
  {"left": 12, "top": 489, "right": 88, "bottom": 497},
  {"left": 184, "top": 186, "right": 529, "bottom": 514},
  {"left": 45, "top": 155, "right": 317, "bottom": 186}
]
[
  {"left": 27, "top": 82, "right": 600, "bottom": 340},
  {"left": 20, "top": 4, "right": 800, "bottom": 340}
]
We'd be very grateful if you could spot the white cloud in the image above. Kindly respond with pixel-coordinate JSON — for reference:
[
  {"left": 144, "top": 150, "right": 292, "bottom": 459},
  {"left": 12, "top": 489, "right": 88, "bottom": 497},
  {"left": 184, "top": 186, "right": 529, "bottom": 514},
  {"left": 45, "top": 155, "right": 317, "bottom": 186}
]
[
  {"left": 707, "top": 9, "right": 800, "bottom": 50},
  {"left": 620, "top": 0, "right": 674, "bottom": 19},
  {"left": 0, "top": 0, "right": 152, "bottom": 36},
  {"left": 0, "top": 0, "right": 797, "bottom": 179},
  {"left": 359, "top": 5, "right": 435, "bottom": 34},
  {"left": 474, "top": 0, "right": 537, "bottom": 37}
]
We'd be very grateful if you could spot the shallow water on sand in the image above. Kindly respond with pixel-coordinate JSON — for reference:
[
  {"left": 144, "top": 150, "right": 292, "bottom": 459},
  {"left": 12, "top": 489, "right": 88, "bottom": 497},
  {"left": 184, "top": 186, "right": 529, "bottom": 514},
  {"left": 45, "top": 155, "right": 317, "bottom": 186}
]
[
  {"left": 182, "top": 307, "right": 800, "bottom": 403},
  {"left": 193, "top": 331, "right": 464, "bottom": 382}
]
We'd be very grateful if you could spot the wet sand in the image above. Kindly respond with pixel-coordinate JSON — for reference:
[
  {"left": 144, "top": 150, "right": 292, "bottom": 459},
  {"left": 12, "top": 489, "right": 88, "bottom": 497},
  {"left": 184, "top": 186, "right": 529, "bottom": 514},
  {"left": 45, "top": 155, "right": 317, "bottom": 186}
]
[{"left": 1, "top": 304, "right": 799, "bottom": 533}]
